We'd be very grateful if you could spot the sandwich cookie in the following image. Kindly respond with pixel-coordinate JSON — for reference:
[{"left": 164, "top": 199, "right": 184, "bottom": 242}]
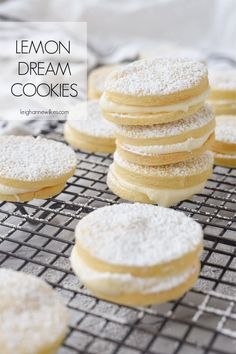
[
  {"left": 0, "top": 135, "right": 77, "bottom": 202},
  {"left": 100, "top": 58, "right": 209, "bottom": 125},
  {"left": 212, "top": 115, "right": 236, "bottom": 168},
  {"left": 64, "top": 100, "right": 116, "bottom": 153},
  {"left": 116, "top": 104, "right": 215, "bottom": 165},
  {"left": 88, "top": 64, "right": 120, "bottom": 99},
  {"left": 208, "top": 70, "right": 236, "bottom": 115},
  {"left": 71, "top": 203, "right": 203, "bottom": 306},
  {"left": 107, "top": 151, "right": 213, "bottom": 207},
  {"left": 0, "top": 268, "right": 68, "bottom": 354}
]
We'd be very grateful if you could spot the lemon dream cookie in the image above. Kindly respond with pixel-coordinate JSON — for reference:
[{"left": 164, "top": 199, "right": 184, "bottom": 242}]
[
  {"left": 100, "top": 58, "right": 209, "bottom": 125},
  {"left": 107, "top": 151, "right": 213, "bottom": 207},
  {"left": 208, "top": 70, "right": 236, "bottom": 115},
  {"left": 0, "top": 135, "right": 77, "bottom": 202},
  {"left": 116, "top": 104, "right": 215, "bottom": 165},
  {"left": 212, "top": 115, "right": 236, "bottom": 168},
  {"left": 71, "top": 203, "right": 203, "bottom": 306},
  {"left": 0, "top": 268, "right": 68, "bottom": 354},
  {"left": 88, "top": 64, "right": 120, "bottom": 99},
  {"left": 64, "top": 100, "right": 116, "bottom": 153}
]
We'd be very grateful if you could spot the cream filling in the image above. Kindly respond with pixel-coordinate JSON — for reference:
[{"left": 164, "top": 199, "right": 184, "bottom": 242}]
[
  {"left": 121, "top": 131, "right": 212, "bottom": 155},
  {"left": 108, "top": 167, "right": 205, "bottom": 207},
  {"left": 0, "top": 183, "right": 38, "bottom": 195},
  {"left": 100, "top": 90, "right": 209, "bottom": 114},
  {"left": 71, "top": 247, "right": 196, "bottom": 296},
  {"left": 214, "top": 152, "right": 236, "bottom": 159},
  {"left": 208, "top": 99, "right": 236, "bottom": 105}
]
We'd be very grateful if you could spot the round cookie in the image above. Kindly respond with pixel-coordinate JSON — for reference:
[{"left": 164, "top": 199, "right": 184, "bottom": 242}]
[
  {"left": 208, "top": 70, "right": 236, "bottom": 115},
  {"left": 71, "top": 203, "right": 203, "bottom": 306},
  {"left": 0, "top": 183, "right": 66, "bottom": 203},
  {"left": 107, "top": 151, "right": 213, "bottom": 207},
  {"left": 100, "top": 58, "right": 209, "bottom": 126},
  {"left": 64, "top": 100, "right": 116, "bottom": 153},
  {"left": 116, "top": 104, "right": 215, "bottom": 165},
  {"left": 88, "top": 65, "right": 120, "bottom": 99},
  {"left": 0, "top": 268, "right": 68, "bottom": 354},
  {"left": 0, "top": 135, "right": 77, "bottom": 201},
  {"left": 214, "top": 153, "right": 236, "bottom": 168},
  {"left": 212, "top": 115, "right": 236, "bottom": 168}
]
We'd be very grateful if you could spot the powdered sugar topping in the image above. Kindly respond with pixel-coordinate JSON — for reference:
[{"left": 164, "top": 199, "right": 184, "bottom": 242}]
[
  {"left": 76, "top": 203, "right": 203, "bottom": 267},
  {"left": 116, "top": 104, "right": 214, "bottom": 139},
  {"left": 0, "top": 268, "right": 68, "bottom": 354},
  {"left": 209, "top": 70, "right": 236, "bottom": 90},
  {"left": 0, "top": 135, "right": 77, "bottom": 182},
  {"left": 105, "top": 58, "right": 208, "bottom": 96},
  {"left": 114, "top": 150, "right": 213, "bottom": 177},
  {"left": 215, "top": 116, "right": 236, "bottom": 144},
  {"left": 68, "top": 100, "right": 115, "bottom": 138},
  {"left": 91, "top": 65, "right": 120, "bottom": 93}
]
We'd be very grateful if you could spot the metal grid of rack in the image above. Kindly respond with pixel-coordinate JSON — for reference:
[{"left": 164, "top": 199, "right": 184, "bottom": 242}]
[{"left": 0, "top": 122, "right": 235, "bottom": 354}]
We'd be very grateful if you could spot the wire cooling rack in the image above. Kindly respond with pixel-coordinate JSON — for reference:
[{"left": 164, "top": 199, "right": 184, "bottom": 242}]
[{"left": 0, "top": 121, "right": 235, "bottom": 354}]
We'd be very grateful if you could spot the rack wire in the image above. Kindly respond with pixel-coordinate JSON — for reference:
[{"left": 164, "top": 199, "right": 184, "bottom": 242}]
[{"left": 0, "top": 121, "right": 235, "bottom": 354}]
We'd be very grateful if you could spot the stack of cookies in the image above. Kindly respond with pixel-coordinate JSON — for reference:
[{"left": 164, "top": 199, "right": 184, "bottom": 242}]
[{"left": 100, "top": 58, "right": 215, "bottom": 207}]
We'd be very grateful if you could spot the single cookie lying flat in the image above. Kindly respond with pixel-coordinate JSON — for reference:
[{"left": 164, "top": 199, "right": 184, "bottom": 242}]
[
  {"left": 0, "top": 135, "right": 77, "bottom": 201},
  {"left": 212, "top": 115, "right": 236, "bottom": 167},
  {"left": 71, "top": 203, "right": 203, "bottom": 306},
  {"left": 0, "top": 268, "right": 68, "bottom": 354},
  {"left": 64, "top": 100, "right": 116, "bottom": 153},
  {"left": 208, "top": 70, "right": 236, "bottom": 115}
]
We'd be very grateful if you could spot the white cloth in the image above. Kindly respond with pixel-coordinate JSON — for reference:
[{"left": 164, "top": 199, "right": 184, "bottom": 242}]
[
  {"left": 0, "top": 0, "right": 235, "bottom": 59},
  {"left": 0, "top": 0, "right": 235, "bottom": 135}
]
